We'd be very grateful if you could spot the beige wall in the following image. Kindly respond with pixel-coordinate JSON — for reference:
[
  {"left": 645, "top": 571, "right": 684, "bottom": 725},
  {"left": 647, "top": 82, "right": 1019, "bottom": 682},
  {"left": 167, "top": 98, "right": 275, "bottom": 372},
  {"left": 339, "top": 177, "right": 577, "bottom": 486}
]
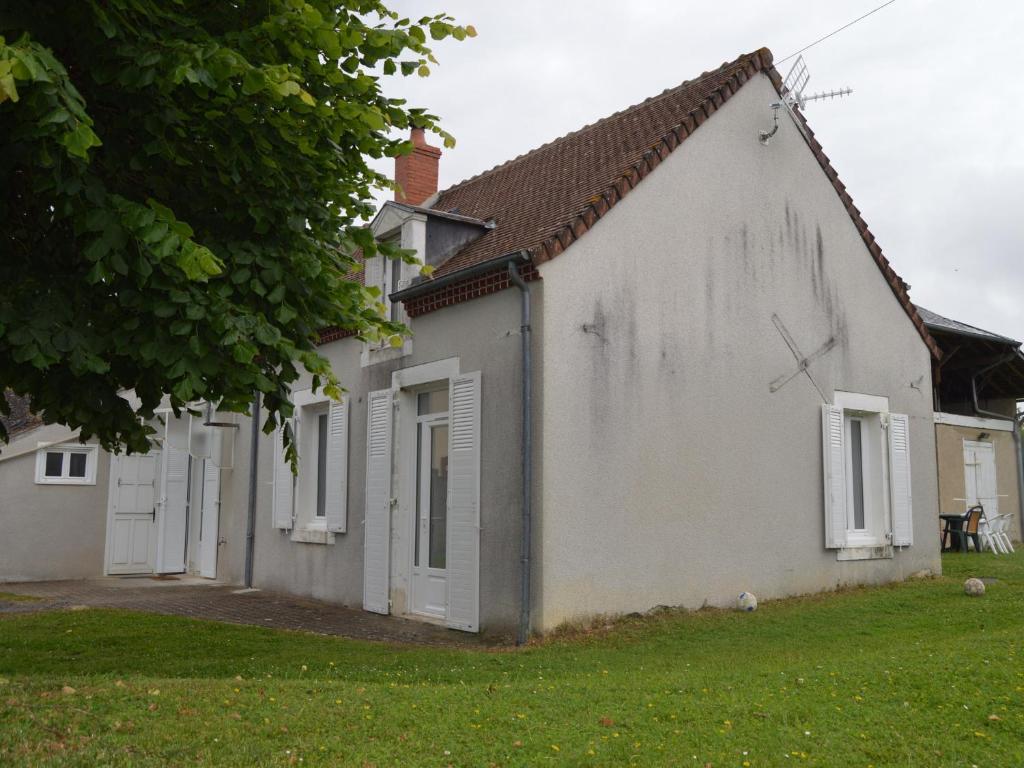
[
  {"left": 0, "top": 426, "right": 111, "bottom": 581},
  {"left": 935, "top": 422, "right": 1021, "bottom": 541},
  {"left": 536, "top": 73, "right": 941, "bottom": 630}
]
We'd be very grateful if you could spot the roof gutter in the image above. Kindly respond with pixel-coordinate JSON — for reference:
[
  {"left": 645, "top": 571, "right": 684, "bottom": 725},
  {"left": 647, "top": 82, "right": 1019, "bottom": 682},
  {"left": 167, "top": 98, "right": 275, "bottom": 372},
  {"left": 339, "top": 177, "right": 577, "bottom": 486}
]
[
  {"left": 970, "top": 352, "right": 1024, "bottom": 537},
  {"left": 389, "top": 250, "right": 532, "bottom": 303}
]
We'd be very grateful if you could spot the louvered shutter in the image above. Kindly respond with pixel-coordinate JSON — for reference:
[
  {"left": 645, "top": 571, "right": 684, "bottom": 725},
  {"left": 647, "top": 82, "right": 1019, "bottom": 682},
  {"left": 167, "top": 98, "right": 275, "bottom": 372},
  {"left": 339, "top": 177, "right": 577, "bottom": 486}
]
[
  {"left": 363, "top": 389, "right": 392, "bottom": 614},
  {"left": 158, "top": 444, "right": 190, "bottom": 573},
  {"left": 324, "top": 398, "right": 349, "bottom": 533},
  {"left": 199, "top": 459, "right": 220, "bottom": 578},
  {"left": 821, "top": 404, "right": 848, "bottom": 549},
  {"left": 446, "top": 372, "right": 481, "bottom": 632},
  {"left": 272, "top": 420, "right": 294, "bottom": 530},
  {"left": 888, "top": 413, "right": 913, "bottom": 546}
]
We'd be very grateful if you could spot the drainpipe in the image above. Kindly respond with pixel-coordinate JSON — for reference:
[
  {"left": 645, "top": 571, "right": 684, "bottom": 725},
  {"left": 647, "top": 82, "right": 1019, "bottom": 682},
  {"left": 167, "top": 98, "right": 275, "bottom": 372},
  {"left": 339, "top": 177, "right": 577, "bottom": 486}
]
[
  {"left": 244, "top": 391, "right": 261, "bottom": 588},
  {"left": 507, "top": 261, "right": 533, "bottom": 646},
  {"left": 970, "top": 352, "right": 1024, "bottom": 537}
]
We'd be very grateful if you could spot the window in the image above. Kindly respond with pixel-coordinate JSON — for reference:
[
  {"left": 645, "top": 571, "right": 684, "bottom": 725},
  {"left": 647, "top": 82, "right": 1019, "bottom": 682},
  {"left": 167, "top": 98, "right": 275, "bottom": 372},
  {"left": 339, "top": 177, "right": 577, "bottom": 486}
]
[
  {"left": 272, "top": 390, "right": 349, "bottom": 538},
  {"left": 296, "top": 402, "right": 330, "bottom": 528},
  {"left": 822, "top": 392, "right": 913, "bottom": 552},
  {"left": 315, "top": 412, "right": 328, "bottom": 519},
  {"left": 35, "top": 445, "right": 98, "bottom": 485}
]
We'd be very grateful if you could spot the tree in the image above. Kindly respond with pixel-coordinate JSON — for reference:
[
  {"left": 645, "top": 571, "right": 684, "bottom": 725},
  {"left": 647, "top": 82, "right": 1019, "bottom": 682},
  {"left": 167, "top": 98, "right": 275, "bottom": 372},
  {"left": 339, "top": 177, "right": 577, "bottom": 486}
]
[{"left": 0, "top": 1, "right": 473, "bottom": 454}]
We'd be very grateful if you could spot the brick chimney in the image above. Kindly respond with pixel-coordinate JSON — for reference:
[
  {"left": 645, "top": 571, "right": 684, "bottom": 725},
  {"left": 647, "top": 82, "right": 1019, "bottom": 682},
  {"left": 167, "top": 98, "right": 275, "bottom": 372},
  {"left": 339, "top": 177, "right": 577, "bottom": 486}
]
[{"left": 395, "top": 127, "right": 441, "bottom": 206}]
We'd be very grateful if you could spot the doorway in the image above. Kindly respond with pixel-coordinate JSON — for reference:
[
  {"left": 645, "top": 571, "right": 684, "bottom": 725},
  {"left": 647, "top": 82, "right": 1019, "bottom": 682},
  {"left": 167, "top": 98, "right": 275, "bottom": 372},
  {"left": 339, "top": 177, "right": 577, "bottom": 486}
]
[
  {"left": 410, "top": 393, "right": 449, "bottom": 619},
  {"left": 964, "top": 440, "right": 998, "bottom": 516},
  {"left": 106, "top": 452, "right": 161, "bottom": 574}
]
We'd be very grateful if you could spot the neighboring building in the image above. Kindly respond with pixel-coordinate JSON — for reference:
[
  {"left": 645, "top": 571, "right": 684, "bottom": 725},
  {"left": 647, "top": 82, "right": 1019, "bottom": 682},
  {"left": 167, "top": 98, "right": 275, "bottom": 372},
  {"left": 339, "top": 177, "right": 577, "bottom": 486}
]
[
  {"left": 0, "top": 393, "right": 110, "bottom": 581},
  {"left": 917, "top": 307, "right": 1024, "bottom": 542},
  {"left": 1, "top": 47, "right": 946, "bottom": 636}
]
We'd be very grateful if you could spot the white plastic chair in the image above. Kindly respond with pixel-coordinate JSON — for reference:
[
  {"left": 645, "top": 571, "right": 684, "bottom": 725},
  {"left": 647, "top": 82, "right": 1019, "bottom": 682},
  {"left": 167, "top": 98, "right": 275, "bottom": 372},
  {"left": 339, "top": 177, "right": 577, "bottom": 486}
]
[
  {"left": 992, "top": 514, "right": 1015, "bottom": 554},
  {"left": 977, "top": 513, "right": 1003, "bottom": 554}
]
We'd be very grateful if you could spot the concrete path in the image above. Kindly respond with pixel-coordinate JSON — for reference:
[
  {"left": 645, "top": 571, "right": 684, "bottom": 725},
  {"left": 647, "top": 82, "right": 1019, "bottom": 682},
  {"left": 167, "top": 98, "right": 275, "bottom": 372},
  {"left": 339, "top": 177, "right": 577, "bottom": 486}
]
[{"left": 0, "top": 577, "right": 497, "bottom": 648}]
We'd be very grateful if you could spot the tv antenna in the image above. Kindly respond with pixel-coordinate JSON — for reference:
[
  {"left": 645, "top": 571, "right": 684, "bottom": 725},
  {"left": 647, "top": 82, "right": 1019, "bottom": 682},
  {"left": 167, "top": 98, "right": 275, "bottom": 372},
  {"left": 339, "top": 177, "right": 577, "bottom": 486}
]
[{"left": 759, "top": 56, "right": 852, "bottom": 144}]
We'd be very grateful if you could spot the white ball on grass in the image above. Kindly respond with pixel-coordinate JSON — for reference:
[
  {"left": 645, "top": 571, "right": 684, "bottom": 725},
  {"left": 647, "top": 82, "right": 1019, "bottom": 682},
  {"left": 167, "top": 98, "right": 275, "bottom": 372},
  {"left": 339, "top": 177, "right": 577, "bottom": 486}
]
[
  {"left": 964, "top": 578, "right": 985, "bottom": 597},
  {"left": 737, "top": 592, "right": 758, "bottom": 612}
]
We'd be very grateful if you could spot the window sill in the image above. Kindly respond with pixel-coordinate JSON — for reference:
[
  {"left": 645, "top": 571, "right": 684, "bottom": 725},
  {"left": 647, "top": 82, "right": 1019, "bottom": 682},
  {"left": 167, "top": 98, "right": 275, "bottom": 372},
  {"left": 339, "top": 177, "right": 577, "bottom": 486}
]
[
  {"left": 836, "top": 545, "right": 893, "bottom": 561},
  {"left": 289, "top": 527, "right": 335, "bottom": 545},
  {"left": 35, "top": 478, "right": 97, "bottom": 486}
]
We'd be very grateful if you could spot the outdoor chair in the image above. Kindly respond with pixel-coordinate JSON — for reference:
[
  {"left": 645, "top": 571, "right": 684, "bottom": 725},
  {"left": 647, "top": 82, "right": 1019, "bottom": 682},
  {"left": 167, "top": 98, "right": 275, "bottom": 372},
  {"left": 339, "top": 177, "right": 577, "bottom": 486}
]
[
  {"left": 947, "top": 506, "right": 984, "bottom": 553},
  {"left": 978, "top": 513, "right": 1004, "bottom": 554},
  {"left": 991, "top": 514, "right": 1015, "bottom": 554}
]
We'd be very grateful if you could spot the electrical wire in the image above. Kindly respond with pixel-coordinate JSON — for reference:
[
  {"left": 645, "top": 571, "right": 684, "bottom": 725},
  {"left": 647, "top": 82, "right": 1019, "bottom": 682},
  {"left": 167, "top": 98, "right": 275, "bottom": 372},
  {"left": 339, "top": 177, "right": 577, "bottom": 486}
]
[{"left": 776, "top": 0, "right": 898, "bottom": 65}]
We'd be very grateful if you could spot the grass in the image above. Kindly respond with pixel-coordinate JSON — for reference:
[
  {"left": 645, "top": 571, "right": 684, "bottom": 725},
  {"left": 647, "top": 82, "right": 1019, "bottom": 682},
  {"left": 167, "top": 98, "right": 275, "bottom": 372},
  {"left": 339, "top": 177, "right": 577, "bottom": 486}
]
[
  {"left": 0, "top": 592, "right": 44, "bottom": 603},
  {"left": 1, "top": 554, "right": 1022, "bottom": 767}
]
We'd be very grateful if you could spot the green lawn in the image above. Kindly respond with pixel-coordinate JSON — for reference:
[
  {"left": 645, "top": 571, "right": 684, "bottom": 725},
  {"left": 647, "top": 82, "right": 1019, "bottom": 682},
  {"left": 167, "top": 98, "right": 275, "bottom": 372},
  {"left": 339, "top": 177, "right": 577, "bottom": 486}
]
[{"left": 2, "top": 554, "right": 1022, "bottom": 767}]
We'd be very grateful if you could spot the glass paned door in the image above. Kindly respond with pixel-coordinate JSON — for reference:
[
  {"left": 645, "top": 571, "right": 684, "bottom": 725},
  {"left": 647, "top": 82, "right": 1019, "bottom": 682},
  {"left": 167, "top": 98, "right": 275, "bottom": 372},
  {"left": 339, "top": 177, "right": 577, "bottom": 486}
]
[{"left": 412, "top": 417, "right": 449, "bottom": 618}]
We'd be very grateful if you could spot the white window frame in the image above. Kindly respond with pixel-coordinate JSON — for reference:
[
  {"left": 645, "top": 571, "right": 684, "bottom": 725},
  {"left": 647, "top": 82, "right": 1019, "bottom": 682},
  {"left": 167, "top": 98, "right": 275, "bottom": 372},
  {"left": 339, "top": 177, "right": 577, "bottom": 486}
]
[
  {"left": 841, "top": 410, "right": 888, "bottom": 549},
  {"left": 824, "top": 392, "right": 910, "bottom": 558},
  {"left": 295, "top": 400, "right": 331, "bottom": 532},
  {"left": 288, "top": 389, "right": 335, "bottom": 543},
  {"left": 35, "top": 444, "right": 98, "bottom": 485}
]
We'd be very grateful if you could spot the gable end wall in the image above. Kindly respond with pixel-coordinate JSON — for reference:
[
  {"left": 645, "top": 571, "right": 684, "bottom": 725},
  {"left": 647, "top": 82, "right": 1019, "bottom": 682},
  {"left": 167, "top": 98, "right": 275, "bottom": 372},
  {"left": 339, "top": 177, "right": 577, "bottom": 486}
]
[{"left": 536, "top": 73, "right": 939, "bottom": 630}]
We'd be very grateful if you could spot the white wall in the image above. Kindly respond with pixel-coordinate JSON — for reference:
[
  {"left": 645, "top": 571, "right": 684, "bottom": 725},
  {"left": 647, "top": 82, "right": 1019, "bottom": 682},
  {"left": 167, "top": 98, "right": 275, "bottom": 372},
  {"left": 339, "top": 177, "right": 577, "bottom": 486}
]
[
  {"left": 537, "top": 73, "right": 940, "bottom": 629},
  {"left": 0, "top": 426, "right": 110, "bottom": 581}
]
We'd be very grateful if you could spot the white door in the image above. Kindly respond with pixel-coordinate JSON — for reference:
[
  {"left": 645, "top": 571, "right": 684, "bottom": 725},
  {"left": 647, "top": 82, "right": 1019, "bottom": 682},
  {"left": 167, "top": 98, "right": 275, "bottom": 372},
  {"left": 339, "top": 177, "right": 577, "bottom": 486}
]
[
  {"left": 198, "top": 459, "right": 220, "bottom": 578},
  {"left": 411, "top": 417, "right": 449, "bottom": 619},
  {"left": 107, "top": 453, "right": 161, "bottom": 574},
  {"left": 157, "top": 444, "right": 190, "bottom": 574},
  {"left": 964, "top": 441, "right": 998, "bottom": 516}
]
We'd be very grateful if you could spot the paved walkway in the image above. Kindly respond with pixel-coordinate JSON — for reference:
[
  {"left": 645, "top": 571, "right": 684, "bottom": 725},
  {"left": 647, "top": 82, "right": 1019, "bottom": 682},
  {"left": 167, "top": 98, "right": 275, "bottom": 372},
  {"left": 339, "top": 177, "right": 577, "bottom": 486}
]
[{"left": 0, "top": 577, "right": 497, "bottom": 648}]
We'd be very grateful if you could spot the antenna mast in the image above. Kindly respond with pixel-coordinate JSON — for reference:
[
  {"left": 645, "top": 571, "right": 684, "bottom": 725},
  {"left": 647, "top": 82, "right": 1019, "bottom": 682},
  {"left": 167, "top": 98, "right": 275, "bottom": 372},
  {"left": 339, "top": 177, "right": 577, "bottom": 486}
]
[{"left": 759, "top": 56, "right": 852, "bottom": 144}]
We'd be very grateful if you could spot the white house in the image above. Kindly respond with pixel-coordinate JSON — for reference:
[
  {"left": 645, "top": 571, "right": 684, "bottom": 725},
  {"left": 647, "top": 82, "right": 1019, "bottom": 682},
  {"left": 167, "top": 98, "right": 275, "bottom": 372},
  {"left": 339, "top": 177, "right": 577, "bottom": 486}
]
[{"left": 1, "top": 47, "right": 944, "bottom": 638}]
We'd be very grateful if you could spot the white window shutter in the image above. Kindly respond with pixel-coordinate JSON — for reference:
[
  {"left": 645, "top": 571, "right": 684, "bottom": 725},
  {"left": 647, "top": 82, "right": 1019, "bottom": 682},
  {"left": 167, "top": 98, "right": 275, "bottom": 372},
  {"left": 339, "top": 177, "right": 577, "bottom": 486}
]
[
  {"left": 158, "top": 444, "right": 190, "bottom": 573},
  {"left": 362, "top": 389, "right": 392, "bottom": 615},
  {"left": 271, "top": 420, "right": 294, "bottom": 530},
  {"left": 199, "top": 459, "right": 221, "bottom": 578},
  {"left": 888, "top": 413, "right": 913, "bottom": 546},
  {"left": 324, "top": 397, "right": 349, "bottom": 533},
  {"left": 821, "top": 404, "right": 848, "bottom": 549},
  {"left": 446, "top": 371, "right": 481, "bottom": 632}
]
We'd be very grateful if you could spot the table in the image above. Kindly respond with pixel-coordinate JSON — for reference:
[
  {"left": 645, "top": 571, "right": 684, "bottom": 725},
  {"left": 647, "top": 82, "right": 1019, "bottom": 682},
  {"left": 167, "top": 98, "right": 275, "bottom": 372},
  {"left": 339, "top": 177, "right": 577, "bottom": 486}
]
[{"left": 940, "top": 513, "right": 968, "bottom": 552}]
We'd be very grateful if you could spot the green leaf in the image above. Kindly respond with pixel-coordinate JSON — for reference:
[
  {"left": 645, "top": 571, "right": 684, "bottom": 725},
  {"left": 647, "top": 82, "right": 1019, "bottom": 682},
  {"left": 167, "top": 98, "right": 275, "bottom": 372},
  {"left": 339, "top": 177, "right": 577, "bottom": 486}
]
[
  {"left": 60, "top": 124, "right": 102, "bottom": 159},
  {"left": 276, "top": 80, "right": 300, "bottom": 98},
  {"left": 0, "top": 73, "right": 19, "bottom": 103}
]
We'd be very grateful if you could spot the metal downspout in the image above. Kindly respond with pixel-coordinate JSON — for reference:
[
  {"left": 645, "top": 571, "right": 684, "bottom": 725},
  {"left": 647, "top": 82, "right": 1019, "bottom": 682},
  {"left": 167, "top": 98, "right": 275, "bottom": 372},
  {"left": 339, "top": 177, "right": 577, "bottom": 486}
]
[
  {"left": 970, "top": 352, "right": 1024, "bottom": 536},
  {"left": 508, "top": 262, "right": 533, "bottom": 646},
  {"left": 244, "top": 391, "right": 261, "bottom": 588}
]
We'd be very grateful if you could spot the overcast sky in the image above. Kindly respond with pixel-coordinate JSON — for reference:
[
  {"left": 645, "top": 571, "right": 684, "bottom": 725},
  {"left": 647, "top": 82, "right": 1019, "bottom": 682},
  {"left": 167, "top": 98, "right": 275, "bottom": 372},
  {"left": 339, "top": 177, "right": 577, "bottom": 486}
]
[{"left": 372, "top": 1, "right": 1024, "bottom": 342}]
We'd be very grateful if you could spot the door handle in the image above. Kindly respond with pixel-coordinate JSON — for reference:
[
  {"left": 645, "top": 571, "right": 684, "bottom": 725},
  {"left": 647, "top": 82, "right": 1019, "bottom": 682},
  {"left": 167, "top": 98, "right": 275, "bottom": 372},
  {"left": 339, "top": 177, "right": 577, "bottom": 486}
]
[{"left": 151, "top": 507, "right": 156, "bottom": 522}]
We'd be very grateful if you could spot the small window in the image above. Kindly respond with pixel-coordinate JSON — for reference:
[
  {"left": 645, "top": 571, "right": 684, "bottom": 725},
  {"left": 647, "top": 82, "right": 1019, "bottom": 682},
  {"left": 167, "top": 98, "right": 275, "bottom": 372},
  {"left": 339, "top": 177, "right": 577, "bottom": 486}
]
[
  {"left": 417, "top": 389, "right": 448, "bottom": 416},
  {"left": 315, "top": 412, "right": 328, "bottom": 518},
  {"left": 35, "top": 445, "right": 98, "bottom": 485},
  {"left": 44, "top": 451, "right": 64, "bottom": 478},
  {"left": 848, "top": 417, "right": 866, "bottom": 530},
  {"left": 68, "top": 452, "right": 88, "bottom": 478},
  {"left": 389, "top": 257, "right": 403, "bottom": 324},
  {"left": 294, "top": 401, "right": 330, "bottom": 529}
]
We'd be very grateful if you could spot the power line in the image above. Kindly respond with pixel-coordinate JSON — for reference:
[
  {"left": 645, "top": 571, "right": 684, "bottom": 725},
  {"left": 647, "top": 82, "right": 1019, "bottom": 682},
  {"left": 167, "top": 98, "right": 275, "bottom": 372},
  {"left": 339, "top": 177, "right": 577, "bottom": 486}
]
[{"left": 777, "top": 0, "right": 898, "bottom": 65}]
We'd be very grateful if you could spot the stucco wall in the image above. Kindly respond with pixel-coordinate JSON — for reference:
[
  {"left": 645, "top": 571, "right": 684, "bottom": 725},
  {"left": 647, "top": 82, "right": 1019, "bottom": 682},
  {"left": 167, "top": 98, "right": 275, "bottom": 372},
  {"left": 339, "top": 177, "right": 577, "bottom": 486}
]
[
  {"left": 536, "top": 73, "right": 941, "bottom": 630},
  {"left": 935, "top": 423, "right": 1021, "bottom": 541},
  {"left": 0, "top": 426, "right": 110, "bottom": 581},
  {"left": 217, "top": 286, "right": 530, "bottom": 635}
]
